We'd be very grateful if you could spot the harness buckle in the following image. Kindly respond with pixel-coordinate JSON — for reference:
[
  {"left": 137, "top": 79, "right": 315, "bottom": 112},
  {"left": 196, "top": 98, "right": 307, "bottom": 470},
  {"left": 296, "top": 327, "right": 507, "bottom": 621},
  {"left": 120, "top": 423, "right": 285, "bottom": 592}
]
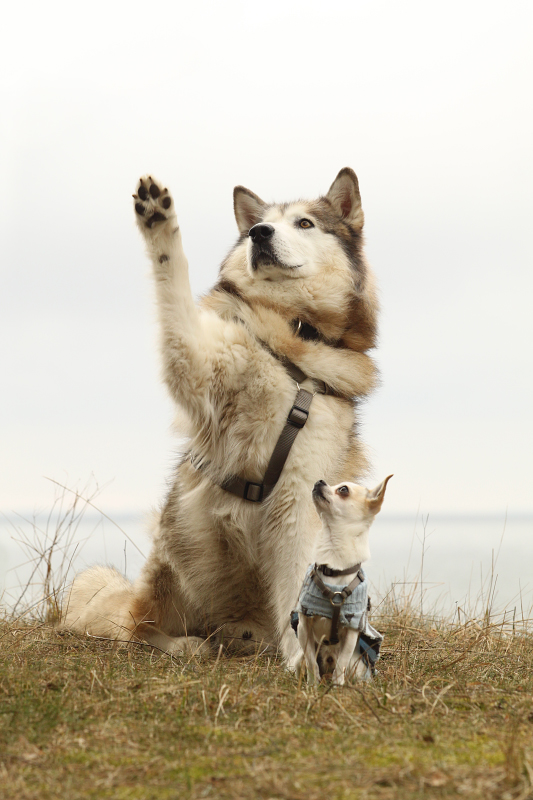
[
  {"left": 330, "top": 591, "right": 345, "bottom": 607},
  {"left": 244, "top": 481, "right": 264, "bottom": 502},
  {"left": 287, "top": 405, "right": 309, "bottom": 428}
]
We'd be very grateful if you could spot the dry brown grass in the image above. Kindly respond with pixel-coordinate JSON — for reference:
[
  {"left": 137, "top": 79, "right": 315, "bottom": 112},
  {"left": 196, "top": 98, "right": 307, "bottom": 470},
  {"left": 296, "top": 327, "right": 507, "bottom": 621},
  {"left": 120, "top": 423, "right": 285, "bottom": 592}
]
[
  {"left": 1, "top": 597, "right": 532, "bottom": 800},
  {"left": 2, "top": 492, "right": 533, "bottom": 799}
]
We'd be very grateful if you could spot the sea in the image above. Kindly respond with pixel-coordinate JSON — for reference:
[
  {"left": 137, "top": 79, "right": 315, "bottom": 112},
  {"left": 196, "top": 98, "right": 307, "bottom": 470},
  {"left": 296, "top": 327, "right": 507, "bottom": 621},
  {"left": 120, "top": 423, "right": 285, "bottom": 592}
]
[{"left": 1, "top": 510, "right": 532, "bottom": 621}]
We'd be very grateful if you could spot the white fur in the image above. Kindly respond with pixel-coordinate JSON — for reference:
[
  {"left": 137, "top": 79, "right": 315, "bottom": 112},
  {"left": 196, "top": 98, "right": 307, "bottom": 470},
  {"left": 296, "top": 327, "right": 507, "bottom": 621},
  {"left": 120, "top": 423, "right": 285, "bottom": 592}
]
[{"left": 245, "top": 204, "right": 344, "bottom": 277}]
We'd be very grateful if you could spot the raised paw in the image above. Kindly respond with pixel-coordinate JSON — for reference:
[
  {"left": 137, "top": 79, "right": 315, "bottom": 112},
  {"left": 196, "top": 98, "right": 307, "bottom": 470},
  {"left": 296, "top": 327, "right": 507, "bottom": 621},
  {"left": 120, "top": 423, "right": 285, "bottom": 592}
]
[{"left": 133, "top": 176, "right": 174, "bottom": 230}]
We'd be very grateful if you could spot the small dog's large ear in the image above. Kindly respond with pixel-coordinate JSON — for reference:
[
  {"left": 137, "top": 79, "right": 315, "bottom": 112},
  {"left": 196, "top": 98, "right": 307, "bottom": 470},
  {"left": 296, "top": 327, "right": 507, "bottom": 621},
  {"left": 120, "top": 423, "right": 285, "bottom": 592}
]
[
  {"left": 233, "top": 186, "right": 267, "bottom": 234},
  {"left": 366, "top": 474, "right": 393, "bottom": 515},
  {"left": 326, "top": 168, "right": 364, "bottom": 229}
]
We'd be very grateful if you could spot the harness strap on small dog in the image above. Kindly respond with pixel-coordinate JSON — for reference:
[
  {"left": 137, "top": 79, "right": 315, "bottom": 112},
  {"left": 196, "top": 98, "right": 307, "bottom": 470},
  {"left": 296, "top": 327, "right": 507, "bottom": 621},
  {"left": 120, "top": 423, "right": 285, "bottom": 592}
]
[
  {"left": 310, "top": 564, "right": 363, "bottom": 645},
  {"left": 318, "top": 563, "right": 361, "bottom": 578}
]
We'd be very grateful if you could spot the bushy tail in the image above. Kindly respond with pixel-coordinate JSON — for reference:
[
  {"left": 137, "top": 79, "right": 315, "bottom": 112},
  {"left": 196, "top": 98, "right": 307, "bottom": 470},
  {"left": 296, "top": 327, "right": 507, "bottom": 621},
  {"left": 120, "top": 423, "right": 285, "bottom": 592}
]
[{"left": 60, "top": 566, "right": 137, "bottom": 640}]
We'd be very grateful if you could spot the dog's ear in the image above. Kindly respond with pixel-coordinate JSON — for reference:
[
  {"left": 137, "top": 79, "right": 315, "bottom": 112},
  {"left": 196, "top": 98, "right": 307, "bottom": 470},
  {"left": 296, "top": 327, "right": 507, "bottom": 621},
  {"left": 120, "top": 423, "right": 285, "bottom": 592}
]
[
  {"left": 233, "top": 186, "right": 267, "bottom": 234},
  {"left": 326, "top": 168, "right": 364, "bottom": 230},
  {"left": 366, "top": 474, "right": 393, "bottom": 515}
]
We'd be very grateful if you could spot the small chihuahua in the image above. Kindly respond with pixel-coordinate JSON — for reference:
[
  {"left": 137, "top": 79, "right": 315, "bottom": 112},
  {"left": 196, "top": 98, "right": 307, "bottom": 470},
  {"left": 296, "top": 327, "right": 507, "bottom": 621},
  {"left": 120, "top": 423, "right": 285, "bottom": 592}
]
[{"left": 295, "top": 476, "right": 392, "bottom": 685}]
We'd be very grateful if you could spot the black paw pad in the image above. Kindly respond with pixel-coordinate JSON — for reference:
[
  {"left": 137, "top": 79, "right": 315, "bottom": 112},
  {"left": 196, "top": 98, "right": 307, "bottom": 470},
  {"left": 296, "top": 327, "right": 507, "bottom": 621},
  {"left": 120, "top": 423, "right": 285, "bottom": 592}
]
[
  {"left": 146, "top": 211, "right": 166, "bottom": 228},
  {"left": 149, "top": 183, "right": 160, "bottom": 199},
  {"left": 135, "top": 202, "right": 145, "bottom": 216},
  {"left": 162, "top": 196, "right": 171, "bottom": 209},
  {"left": 138, "top": 184, "right": 148, "bottom": 201}
]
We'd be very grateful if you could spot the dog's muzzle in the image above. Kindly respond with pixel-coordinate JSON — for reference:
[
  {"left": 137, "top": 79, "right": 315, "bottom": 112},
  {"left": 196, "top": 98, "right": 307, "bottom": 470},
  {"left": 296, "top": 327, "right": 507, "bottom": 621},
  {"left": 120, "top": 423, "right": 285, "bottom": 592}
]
[
  {"left": 249, "top": 223, "right": 288, "bottom": 271},
  {"left": 312, "top": 479, "right": 328, "bottom": 501}
]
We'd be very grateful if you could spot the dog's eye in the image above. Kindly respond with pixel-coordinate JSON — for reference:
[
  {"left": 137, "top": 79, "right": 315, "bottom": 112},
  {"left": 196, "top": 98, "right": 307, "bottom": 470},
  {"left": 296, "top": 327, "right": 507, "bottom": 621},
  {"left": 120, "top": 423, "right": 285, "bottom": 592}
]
[
  {"left": 336, "top": 485, "right": 350, "bottom": 497},
  {"left": 299, "top": 219, "right": 314, "bottom": 229}
]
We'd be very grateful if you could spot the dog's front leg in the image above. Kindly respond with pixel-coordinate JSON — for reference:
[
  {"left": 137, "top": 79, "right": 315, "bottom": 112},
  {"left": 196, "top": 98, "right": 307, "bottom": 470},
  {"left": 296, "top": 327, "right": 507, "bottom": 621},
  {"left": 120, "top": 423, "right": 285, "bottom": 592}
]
[
  {"left": 133, "top": 176, "right": 230, "bottom": 424},
  {"left": 297, "top": 615, "right": 320, "bottom": 685},
  {"left": 332, "top": 629, "right": 360, "bottom": 686}
]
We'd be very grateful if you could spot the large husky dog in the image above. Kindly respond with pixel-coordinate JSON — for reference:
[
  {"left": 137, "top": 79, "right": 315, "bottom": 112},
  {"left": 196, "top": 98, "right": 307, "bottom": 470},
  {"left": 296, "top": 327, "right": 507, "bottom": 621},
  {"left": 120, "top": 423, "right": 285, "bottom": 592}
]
[{"left": 62, "top": 168, "right": 379, "bottom": 667}]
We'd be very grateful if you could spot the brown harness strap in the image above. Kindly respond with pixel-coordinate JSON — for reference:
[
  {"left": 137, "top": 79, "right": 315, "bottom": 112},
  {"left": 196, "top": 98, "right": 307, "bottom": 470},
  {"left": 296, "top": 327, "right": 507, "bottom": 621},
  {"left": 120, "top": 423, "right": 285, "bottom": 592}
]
[
  {"left": 318, "top": 563, "right": 362, "bottom": 577},
  {"left": 220, "top": 384, "right": 317, "bottom": 502},
  {"left": 192, "top": 324, "right": 343, "bottom": 502},
  {"left": 256, "top": 341, "right": 335, "bottom": 397},
  {"left": 310, "top": 563, "right": 363, "bottom": 645}
]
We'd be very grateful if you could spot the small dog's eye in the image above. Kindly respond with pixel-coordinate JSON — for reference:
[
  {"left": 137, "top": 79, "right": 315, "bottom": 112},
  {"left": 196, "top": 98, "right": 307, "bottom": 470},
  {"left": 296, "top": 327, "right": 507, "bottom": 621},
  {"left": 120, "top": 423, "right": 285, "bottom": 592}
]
[
  {"left": 337, "top": 485, "right": 349, "bottom": 497},
  {"left": 299, "top": 219, "right": 314, "bottom": 229}
]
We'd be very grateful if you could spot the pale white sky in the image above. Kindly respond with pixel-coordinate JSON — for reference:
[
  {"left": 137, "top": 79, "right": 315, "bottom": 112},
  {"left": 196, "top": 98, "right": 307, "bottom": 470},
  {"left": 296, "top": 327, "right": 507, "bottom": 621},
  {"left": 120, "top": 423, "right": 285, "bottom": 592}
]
[{"left": 1, "top": 0, "right": 532, "bottom": 518}]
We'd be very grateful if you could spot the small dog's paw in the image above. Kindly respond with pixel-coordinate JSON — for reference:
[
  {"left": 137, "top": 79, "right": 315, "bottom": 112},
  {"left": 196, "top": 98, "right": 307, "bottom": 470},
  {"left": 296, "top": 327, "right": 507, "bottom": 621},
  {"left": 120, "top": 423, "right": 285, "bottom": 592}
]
[
  {"left": 133, "top": 176, "right": 175, "bottom": 231},
  {"left": 332, "top": 673, "right": 346, "bottom": 687},
  {"left": 286, "top": 655, "right": 300, "bottom": 674}
]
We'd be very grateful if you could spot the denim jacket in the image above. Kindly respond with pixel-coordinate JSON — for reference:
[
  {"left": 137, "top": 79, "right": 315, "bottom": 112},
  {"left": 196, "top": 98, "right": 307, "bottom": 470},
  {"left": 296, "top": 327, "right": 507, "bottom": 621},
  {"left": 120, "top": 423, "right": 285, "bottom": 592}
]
[{"left": 295, "top": 564, "right": 383, "bottom": 646}]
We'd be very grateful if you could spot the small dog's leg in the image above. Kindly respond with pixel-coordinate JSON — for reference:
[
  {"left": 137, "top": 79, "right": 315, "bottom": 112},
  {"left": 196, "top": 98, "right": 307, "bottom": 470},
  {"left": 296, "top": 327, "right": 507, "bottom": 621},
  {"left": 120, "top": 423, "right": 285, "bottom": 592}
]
[
  {"left": 293, "top": 650, "right": 304, "bottom": 678},
  {"left": 348, "top": 648, "right": 372, "bottom": 681},
  {"left": 332, "top": 629, "right": 360, "bottom": 686},
  {"left": 297, "top": 615, "right": 320, "bottom": 685},
  {"left": 282, "top": 623, "right": 307, "bottom": 673}
]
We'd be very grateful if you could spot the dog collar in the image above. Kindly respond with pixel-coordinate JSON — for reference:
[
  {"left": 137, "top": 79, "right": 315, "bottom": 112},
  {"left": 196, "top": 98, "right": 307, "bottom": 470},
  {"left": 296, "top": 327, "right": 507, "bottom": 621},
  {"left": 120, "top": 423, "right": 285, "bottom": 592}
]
[
  {"left": 291, "top": 318, "right": 339, "bottom": 346},
  {"left": 318, "top": 563, "right": 362, "bottom": 578},
  {"left": 291, "top": 318, "right": 321, "bottom": 342}
]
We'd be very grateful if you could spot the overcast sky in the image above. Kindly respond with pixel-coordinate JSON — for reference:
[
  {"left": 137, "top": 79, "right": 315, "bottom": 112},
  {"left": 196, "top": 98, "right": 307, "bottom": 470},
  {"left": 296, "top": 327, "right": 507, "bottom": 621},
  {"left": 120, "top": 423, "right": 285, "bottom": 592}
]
[{"left": 1, "top": 0, "right": 532, "bottom": 521}]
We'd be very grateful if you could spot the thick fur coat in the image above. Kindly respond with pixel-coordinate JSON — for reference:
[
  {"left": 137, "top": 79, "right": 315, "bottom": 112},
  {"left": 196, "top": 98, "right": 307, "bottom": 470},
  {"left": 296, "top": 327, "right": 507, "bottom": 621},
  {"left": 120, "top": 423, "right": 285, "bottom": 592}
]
[{"left": 61, "top": 168, "right": 379, "bottom": 667}]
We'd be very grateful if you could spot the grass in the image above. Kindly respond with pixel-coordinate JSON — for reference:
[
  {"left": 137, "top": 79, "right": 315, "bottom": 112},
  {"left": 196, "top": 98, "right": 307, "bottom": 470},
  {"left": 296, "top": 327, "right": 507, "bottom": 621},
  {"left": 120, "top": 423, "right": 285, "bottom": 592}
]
[
  {"left": 1, "top": 490, "right": 533, "bottom": 799},
  {"left": 2, "top": 604, "right": 533, "bottom": 799}
]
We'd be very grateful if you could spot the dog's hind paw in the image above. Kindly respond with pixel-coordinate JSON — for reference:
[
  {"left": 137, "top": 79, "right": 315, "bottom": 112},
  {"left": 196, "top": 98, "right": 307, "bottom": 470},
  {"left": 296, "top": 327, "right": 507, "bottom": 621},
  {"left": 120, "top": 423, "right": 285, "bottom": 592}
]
[
  {"left": 133, "top": 176, "right": 175, "bottom": 231},
  {"left": 166, "top": 635, "right": 211, "bottom": 658}
]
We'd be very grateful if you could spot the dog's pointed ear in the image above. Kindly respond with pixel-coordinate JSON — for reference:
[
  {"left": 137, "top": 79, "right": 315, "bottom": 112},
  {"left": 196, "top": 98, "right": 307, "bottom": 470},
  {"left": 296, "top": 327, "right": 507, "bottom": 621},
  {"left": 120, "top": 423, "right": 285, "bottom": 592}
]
[
  {"left": 233, "top": 186, "right": 267, "bottom": 235},
  {"left": 326, "top": 168, "right": 364, "bottom": 229},
  {"left": 366, "top": 474, "right": 393, "bottom": 515}
]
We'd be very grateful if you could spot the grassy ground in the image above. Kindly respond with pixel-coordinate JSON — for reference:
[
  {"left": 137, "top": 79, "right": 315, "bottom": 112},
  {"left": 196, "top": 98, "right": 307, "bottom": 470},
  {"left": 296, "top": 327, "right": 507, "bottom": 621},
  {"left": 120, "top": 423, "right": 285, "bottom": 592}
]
[
  {"left": 2, "top": 603, "right": 533, "bottom": 800},
  {"left": 2, "top": 491, "right": 532, "bottom": 797}
]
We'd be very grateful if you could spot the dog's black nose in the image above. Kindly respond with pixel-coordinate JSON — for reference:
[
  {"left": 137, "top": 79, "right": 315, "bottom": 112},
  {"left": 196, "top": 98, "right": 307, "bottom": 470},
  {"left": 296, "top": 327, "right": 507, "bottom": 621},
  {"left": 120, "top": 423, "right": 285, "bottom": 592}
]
[
  {"left": 313, "top": 480, "right": 327, "bottom": 491},
  {"left": 249, "top": 223, "right": 274, "bottom": 243}
]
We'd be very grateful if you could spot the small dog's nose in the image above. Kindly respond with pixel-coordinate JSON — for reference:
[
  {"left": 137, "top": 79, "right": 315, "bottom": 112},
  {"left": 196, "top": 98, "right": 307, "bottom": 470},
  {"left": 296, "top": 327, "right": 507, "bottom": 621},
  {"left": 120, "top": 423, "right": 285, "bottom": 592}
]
[
  {"left": 326, "top": 656, "right": 334, "bottom": 665},
  {"left": 249, "top": 223, "right": 274, "bottom": 243},
  {"left": 313, "top": 480, "right": 327, "bottom": 491}
]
